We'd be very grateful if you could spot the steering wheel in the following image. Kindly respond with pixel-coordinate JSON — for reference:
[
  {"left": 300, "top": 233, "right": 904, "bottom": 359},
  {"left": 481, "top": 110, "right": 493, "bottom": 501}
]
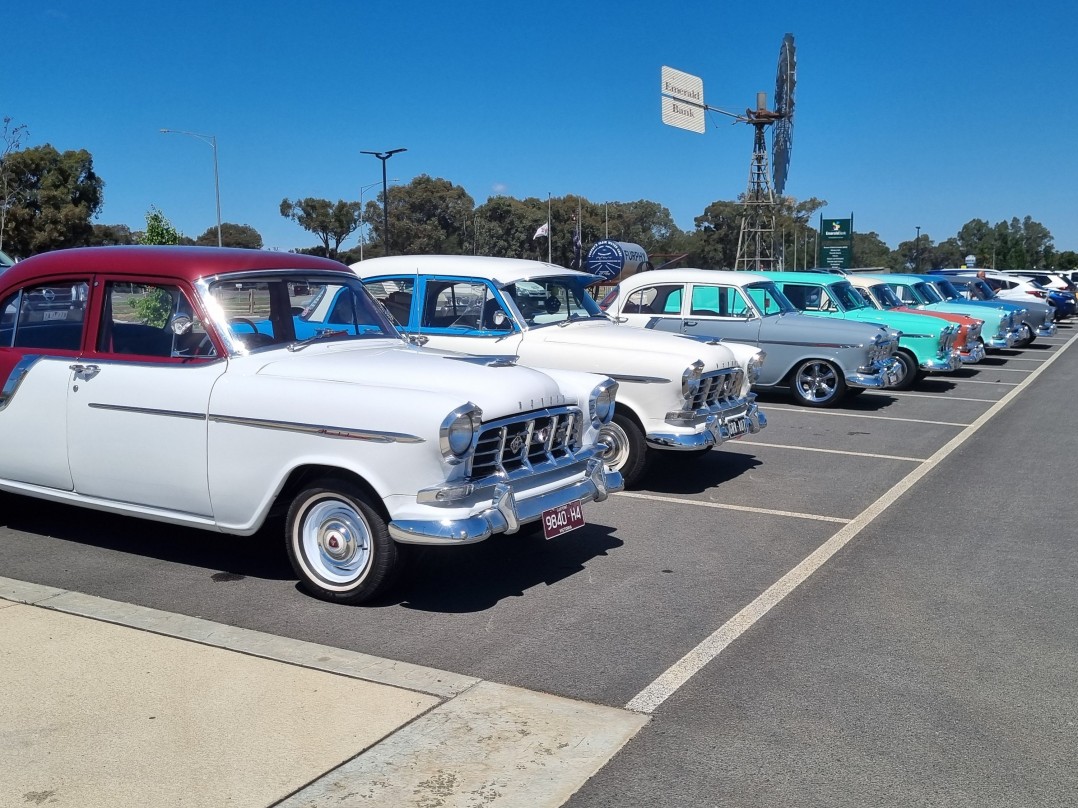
[{"left": 228, "top": 317, "right": 259, "bottom": 333}]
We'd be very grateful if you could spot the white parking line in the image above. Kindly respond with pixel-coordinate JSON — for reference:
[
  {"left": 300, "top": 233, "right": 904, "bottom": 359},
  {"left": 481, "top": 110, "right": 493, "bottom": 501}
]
[
  {"left": 625, "top": 328, "right": 1078, "bottom": 715},
  {"left": 862, "top": 390, "right": 998, "bottom": 403},
  {"left": 941, "top": 377, "right": 1020, "bottom": 386},
  {"left": 736, "top": 441, "right": 926, "bottom": 462},
  {"left": 762, "top": 406, "right": 968, "bottom": 427},
  {"left": 970, "top": 366, "right": 1032, "bottom": 373},
  {"left": 616, "top": 492, "right": 851, "bottom": 524}
]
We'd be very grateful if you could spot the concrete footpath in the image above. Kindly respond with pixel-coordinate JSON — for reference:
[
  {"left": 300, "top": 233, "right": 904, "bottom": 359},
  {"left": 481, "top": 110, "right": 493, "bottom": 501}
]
[{"left": 0, "top": 577, "right": 647, "bottom": 807}]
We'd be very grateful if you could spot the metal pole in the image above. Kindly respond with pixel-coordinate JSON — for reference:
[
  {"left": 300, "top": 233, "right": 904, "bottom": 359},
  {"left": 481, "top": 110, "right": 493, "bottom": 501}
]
[
  {"left": 160, "top": 129, "right": 221, "bottom": 246},
  {"left": 361, "top": 149, "right": 406, "bottom": 256}
]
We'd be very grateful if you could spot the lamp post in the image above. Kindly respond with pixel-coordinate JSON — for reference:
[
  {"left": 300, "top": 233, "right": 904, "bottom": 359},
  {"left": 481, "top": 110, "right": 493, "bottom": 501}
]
[
  {"left": 360, "top": 148, "right": 406, "bottom": 255},
  {"left": 160, "top": 129, "right": 222, "bottom": 247},
  {"left": 915, "top": 225, "right": 921, "bottom": 272},
  {"left": 358, "top": 179, "right": 397, "bottom": 261}
]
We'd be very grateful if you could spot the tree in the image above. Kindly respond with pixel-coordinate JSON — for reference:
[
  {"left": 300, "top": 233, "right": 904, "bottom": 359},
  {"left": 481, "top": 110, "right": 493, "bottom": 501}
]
[
  {"left": 851, "top": 231, "right": 895, "bottom": 270},
  {"left": 0, "top": 143, "right": 103, "bottom": 257},
  {"left": 89, "top": 223, "right": 136, "bottom": 246},
  {"left": 0, "top": 117, "right": 28, "bottom": 252},
  {"left": 362, "top": 175, "right": 475, "bottom": 258},
  {"left": 138, "top": 206, "right": 182, "bottom": 245},
  {"left": 690, "top": 201, "right": 743, "bottom": 269},
  {"left": 195, "top": 222, "right": 263, "bottom": 248},
  {"left": 280, "top": 197, "right": 360, "bottom": 258}
]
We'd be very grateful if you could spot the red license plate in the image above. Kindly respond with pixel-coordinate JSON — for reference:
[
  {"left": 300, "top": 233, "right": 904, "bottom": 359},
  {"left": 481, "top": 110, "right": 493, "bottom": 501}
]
[{"left": 541, "top": 500, "right": 585, "bottom": 540}]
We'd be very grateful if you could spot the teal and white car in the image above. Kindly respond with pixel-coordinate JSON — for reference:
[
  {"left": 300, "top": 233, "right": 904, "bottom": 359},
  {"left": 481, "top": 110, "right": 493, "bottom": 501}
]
[
  {"left": 861, "top": 273, "right": 1023, "bottom": 350},
  {"left": 760, "top": 271, "right": 961, "bottom": 390}
]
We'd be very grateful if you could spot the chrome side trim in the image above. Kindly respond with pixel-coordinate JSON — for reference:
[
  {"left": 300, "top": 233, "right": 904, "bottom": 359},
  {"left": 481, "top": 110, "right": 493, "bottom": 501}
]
[
  {"left": 208, "top": 414, "right": 425, "bottom": 443},
  {"left": 87, "top": 403, "right": 207, "bottom": 421},
  {"left": 759, "top": 339, "right": 861, "bottom": 349},
  {"left": 0, "top": 356, "right": 45, "bottom": 412}
]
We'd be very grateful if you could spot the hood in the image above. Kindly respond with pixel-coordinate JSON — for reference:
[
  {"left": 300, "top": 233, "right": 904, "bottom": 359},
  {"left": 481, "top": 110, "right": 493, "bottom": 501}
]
[
  {"left": 767, "top": 312, "right": 889, "bottom": 345},
  {"left": 526, "top": 318, "right": 738, "bottom": 372},
  {"left": 252, "top": 340, "right": 572, "bottom": 413},
  {"left": 843, "top": 307, "right": 946, "bottom": 335}
]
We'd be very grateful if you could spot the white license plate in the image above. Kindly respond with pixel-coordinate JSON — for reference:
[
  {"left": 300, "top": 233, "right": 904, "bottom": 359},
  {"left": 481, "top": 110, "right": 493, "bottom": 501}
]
[
  {"left": 43, "top": 310, "right": 68, "bottom": 321},
  {"left": 727, "top": 418, "right": 747, "bottom": 438},
  {"left": 541, "top": 500, "right": 585, "bottom": 540}
]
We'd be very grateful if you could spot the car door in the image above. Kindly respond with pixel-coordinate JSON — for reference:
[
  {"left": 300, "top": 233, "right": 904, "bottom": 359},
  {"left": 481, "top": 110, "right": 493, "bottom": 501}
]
[
  {"left": 616, "top": 283, "right": 685, "bottom": 333},
  {"left": 65, "top": 278, "right": 226, "bottom": 517},
  {"left": 410, "top": 276, "right": 523, "bottom": 357},
  {"left": 681, "top": 283, "right": 763, "bottom": 345},
  {"left": 0, "top": 278, "right": 90, "bottom": 490}
]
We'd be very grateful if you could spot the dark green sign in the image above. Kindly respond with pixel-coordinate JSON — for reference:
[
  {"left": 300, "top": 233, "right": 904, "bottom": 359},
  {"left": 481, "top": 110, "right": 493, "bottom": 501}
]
[{"left": 818, "top": 216, "right": 853, "bottom": 268}]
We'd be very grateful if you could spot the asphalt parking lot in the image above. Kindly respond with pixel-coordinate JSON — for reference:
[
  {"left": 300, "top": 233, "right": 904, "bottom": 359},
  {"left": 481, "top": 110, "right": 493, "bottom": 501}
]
[{"left": 3, "top": 322, "right": 1077, "bottom": 807}]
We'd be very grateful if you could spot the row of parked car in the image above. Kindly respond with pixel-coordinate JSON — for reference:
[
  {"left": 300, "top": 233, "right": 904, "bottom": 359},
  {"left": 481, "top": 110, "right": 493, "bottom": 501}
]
[{"left": 0, "top": 246, "right": 1069, "bottom": 605}]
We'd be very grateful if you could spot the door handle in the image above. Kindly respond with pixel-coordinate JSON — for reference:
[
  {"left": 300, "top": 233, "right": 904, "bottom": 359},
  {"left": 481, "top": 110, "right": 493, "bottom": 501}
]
[
  {"left": 684, "top": 320, "right": 699, "bottom": 327},
  {"left": 69, "top": 363, "right": 101, "bottom": 378}
]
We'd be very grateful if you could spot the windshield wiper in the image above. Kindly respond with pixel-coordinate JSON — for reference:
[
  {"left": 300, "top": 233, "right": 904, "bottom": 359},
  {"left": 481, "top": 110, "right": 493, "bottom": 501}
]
[{"left": 287, "top": 329, "right": 350, "bottom": 351}]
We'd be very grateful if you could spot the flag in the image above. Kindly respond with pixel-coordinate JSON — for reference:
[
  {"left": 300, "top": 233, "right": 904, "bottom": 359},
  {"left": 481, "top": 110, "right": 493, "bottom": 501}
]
[
  {"left": 572, "top": 218, "right": 582, "bottom": 269},
  {"left": 533, "top": 223, "right": 549, "bottom": 240}
]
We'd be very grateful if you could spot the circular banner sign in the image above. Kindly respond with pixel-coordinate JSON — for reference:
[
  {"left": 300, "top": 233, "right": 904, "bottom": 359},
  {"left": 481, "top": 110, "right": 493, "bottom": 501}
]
[{"left": 586, "top": 241, "right": 650, "bottom": 282}]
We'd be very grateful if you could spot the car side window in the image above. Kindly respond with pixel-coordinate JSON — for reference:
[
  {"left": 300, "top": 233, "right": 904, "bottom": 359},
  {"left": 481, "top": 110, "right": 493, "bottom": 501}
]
[
  {"left": 892, "top": 284, "right": 917, "bottom": 305},
  {"left": 98, "top": 282, "right": 214, "bottom": 358},
  {"left": 689, "top": 285, "right": 721, "bottom": 316},
  {"left": 7, "top": 280, "right": 89, "bottom": 351},
  {"left": 421, "top": 280, "right": 509, "bottom": 332},
  {"left": 625, "top": 284, "right": 682, "bottom": 315},
  {"left": 364, "top": 278, "right": 415, "bottom": 326}
]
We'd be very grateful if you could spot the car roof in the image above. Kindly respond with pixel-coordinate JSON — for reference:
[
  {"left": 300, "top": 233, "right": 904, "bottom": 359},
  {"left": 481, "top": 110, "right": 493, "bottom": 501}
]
[
  {"left": 759, "top": 270, "right": 851, "bottom": 284},
  {"left": 616, "top": 268, "right": 770, "bottom": 287},
  {"left": 353, "top": 254, "right": 599, "bottom": 286},
  {"left": 1, "top": 246, "right": 351, "bottom": 288}
]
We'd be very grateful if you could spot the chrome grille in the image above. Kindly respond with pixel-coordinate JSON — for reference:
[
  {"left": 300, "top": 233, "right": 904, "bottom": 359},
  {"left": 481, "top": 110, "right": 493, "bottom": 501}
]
[
  {"left": 967, "top": 322, "right": 982, "bottom": 342},
  {"left": 938, "top": 324, "right": 958, "bottom": 354},
  {"left": 691, "top": 368, "right": 744, "bottom": 411},
  {"left": 869, "top": 336, "right": 895, "bottom": 363},
  {"left": 470, "top": 408, "right": 580, "bottom": 478}
]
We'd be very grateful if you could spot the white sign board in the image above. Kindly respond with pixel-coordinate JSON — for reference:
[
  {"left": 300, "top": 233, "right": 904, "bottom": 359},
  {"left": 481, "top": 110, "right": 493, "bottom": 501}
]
[{"left": 661, "top": 66, "right": 706, "bottom": 133}]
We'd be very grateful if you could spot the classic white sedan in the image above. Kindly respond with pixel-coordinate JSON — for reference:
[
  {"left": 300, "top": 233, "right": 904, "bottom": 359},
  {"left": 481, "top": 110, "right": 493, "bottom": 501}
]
[
  {"left": 353, "top": 255, "right": 767, "bottom": 486},
  {"left": 0, "top": 247, "right": 622, "bottom": 604}
]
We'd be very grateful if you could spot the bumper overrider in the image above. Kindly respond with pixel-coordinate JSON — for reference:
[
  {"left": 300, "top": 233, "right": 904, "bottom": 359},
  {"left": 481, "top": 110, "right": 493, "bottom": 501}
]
[
  {"left": 959, "top": 340, "right": 987, "bottom": 363},
  {"left": 389, "top": 449, "right": 622, "bottom": 545},
  {"left": 848, "top": 356, "right": 903, "bottom": 389},
  {"left": 646, "top": 394, "right": 767, "bottom": 450},
  {"left": 1036, "top": 320, "right": 1058, "bottom": 337},
  {"left": 921, "top": 349, "right": 962, "bottom": 373},
  {"left": 987, "top": 329, "right": 1019, "bottom": 349}
]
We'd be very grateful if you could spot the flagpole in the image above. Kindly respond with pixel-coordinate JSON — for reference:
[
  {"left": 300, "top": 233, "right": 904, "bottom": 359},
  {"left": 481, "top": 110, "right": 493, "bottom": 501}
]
[{"left": 546, "top": 194, "right": 552, "bottom": 264}]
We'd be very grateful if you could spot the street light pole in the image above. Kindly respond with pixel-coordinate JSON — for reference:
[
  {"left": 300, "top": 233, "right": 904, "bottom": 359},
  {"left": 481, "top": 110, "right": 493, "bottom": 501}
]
[
  {"left": 161, "top": 129, "right": 222, "bottom": 247},
  {"left": 360, "top": 148, "right": 406, "bottom": 256},
  {"left": 358, "top": 179, "right": 395, "bottom": 261},
  {"left": 915, "top": 225, "right": 921, "bottom": 272}
]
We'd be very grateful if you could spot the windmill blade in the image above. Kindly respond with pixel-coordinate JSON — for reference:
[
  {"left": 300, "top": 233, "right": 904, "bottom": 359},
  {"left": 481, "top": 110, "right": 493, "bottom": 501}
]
[{"left": 772, "top": 33, "right": 796, "bottom": 195}]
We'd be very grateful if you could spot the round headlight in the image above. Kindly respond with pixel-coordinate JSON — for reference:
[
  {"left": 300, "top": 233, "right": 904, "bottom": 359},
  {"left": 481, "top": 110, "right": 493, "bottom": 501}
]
[
  {"left": 590, "top": 380, "right": 618, "bottom": 425},
  {"left": 440, "top": 404, "right": 480, "bottom": 462}
]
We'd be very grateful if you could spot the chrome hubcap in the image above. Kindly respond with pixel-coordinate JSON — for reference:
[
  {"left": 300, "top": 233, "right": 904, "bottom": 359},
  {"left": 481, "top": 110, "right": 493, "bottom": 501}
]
[
  {"left": 797, "top": 362, "right": 837, "bottom": 403},
  {"left": 301, "top": 499, "right": 372, "bottom": 586},
  {"left": 598, "top": 422, "right": 631, "bottom": 471}
]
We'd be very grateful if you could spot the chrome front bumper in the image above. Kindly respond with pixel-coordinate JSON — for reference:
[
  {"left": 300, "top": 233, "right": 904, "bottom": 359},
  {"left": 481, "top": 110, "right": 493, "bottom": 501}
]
[
  {"left": 921, "top": 349, "right": 962, "bottom": 373},
  {"left": 986, "top": 330, "right": 1016, "bottom": 349},
  {"left": 959, "top": 340, "right": 986, "bottom": 363},
  {"left": 647, "top": 397, "right": 766, "bottom": 450},
  {"left": 389, "top": 457, "right": 622, "bottom": 545},
  {"left": 1036, "top": 320, "right": 1058, "bottom": 337},
  {"left": 848, "top": 356, "right": 903, "bottom": 389}
]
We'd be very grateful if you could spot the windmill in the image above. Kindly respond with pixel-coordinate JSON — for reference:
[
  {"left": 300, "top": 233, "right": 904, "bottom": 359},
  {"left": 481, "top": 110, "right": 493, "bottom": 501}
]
[
  {"left": 734, "top": 33, "right": 796, "bottom": 270},
  {"left": 660, "top": 33, "right": 797, "bottom": 270}
]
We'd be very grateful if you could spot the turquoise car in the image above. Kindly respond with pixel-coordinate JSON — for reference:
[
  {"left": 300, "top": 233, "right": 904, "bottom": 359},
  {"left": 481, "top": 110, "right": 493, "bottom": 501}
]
[
  {"left": 862, "top": 273, "right": 1022, "bottom": 350},
  {"left": 761, "top": 271, "right": 961, "bottom": 390}
]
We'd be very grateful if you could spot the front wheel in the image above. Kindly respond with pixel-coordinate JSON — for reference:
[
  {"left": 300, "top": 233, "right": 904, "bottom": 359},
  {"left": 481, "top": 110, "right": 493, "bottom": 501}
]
[
  {"left": 789, "top": 359, "right": 848, "bottom": 407},
  {"left": 286, "top": 478, "right": 400, "bottom": 604},
  {"left": 1014, "top": 323, "right": 1035, "bottom": 348},
  {"left": 890, "top": 350, "right": 921, "bottom": 391},
  {"left": 598, "top": 413, "right": 649, "bottom": 487}
]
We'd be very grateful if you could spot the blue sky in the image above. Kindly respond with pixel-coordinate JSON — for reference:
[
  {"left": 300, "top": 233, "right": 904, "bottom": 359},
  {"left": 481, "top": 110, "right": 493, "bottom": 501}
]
[{"left": 5, "top": 0, "right": 1077, "bottom": 255}]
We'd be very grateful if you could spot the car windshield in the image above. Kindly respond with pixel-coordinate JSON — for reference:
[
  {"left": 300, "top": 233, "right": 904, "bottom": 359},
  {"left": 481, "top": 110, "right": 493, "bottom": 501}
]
[
  {"left": 501, "top": 276, "right": 605, "bottom": 327},
  {"left": 913, "top": 281, "right": 944, "bottom": 303},
  {"left": 203, "top": 273, "right": 398, "bottom": 352},
  {"left": 869, "top": 283, "right": 904, "bottom": 309},
  {"left": 829, "top": 281, "right": 870, "bottom": 311},
  {"left": 929, "top": 279, "right": 963, "bottom": 301},
  {"left": 744, "top": 281, "right": 798, "bottom": 315}
]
